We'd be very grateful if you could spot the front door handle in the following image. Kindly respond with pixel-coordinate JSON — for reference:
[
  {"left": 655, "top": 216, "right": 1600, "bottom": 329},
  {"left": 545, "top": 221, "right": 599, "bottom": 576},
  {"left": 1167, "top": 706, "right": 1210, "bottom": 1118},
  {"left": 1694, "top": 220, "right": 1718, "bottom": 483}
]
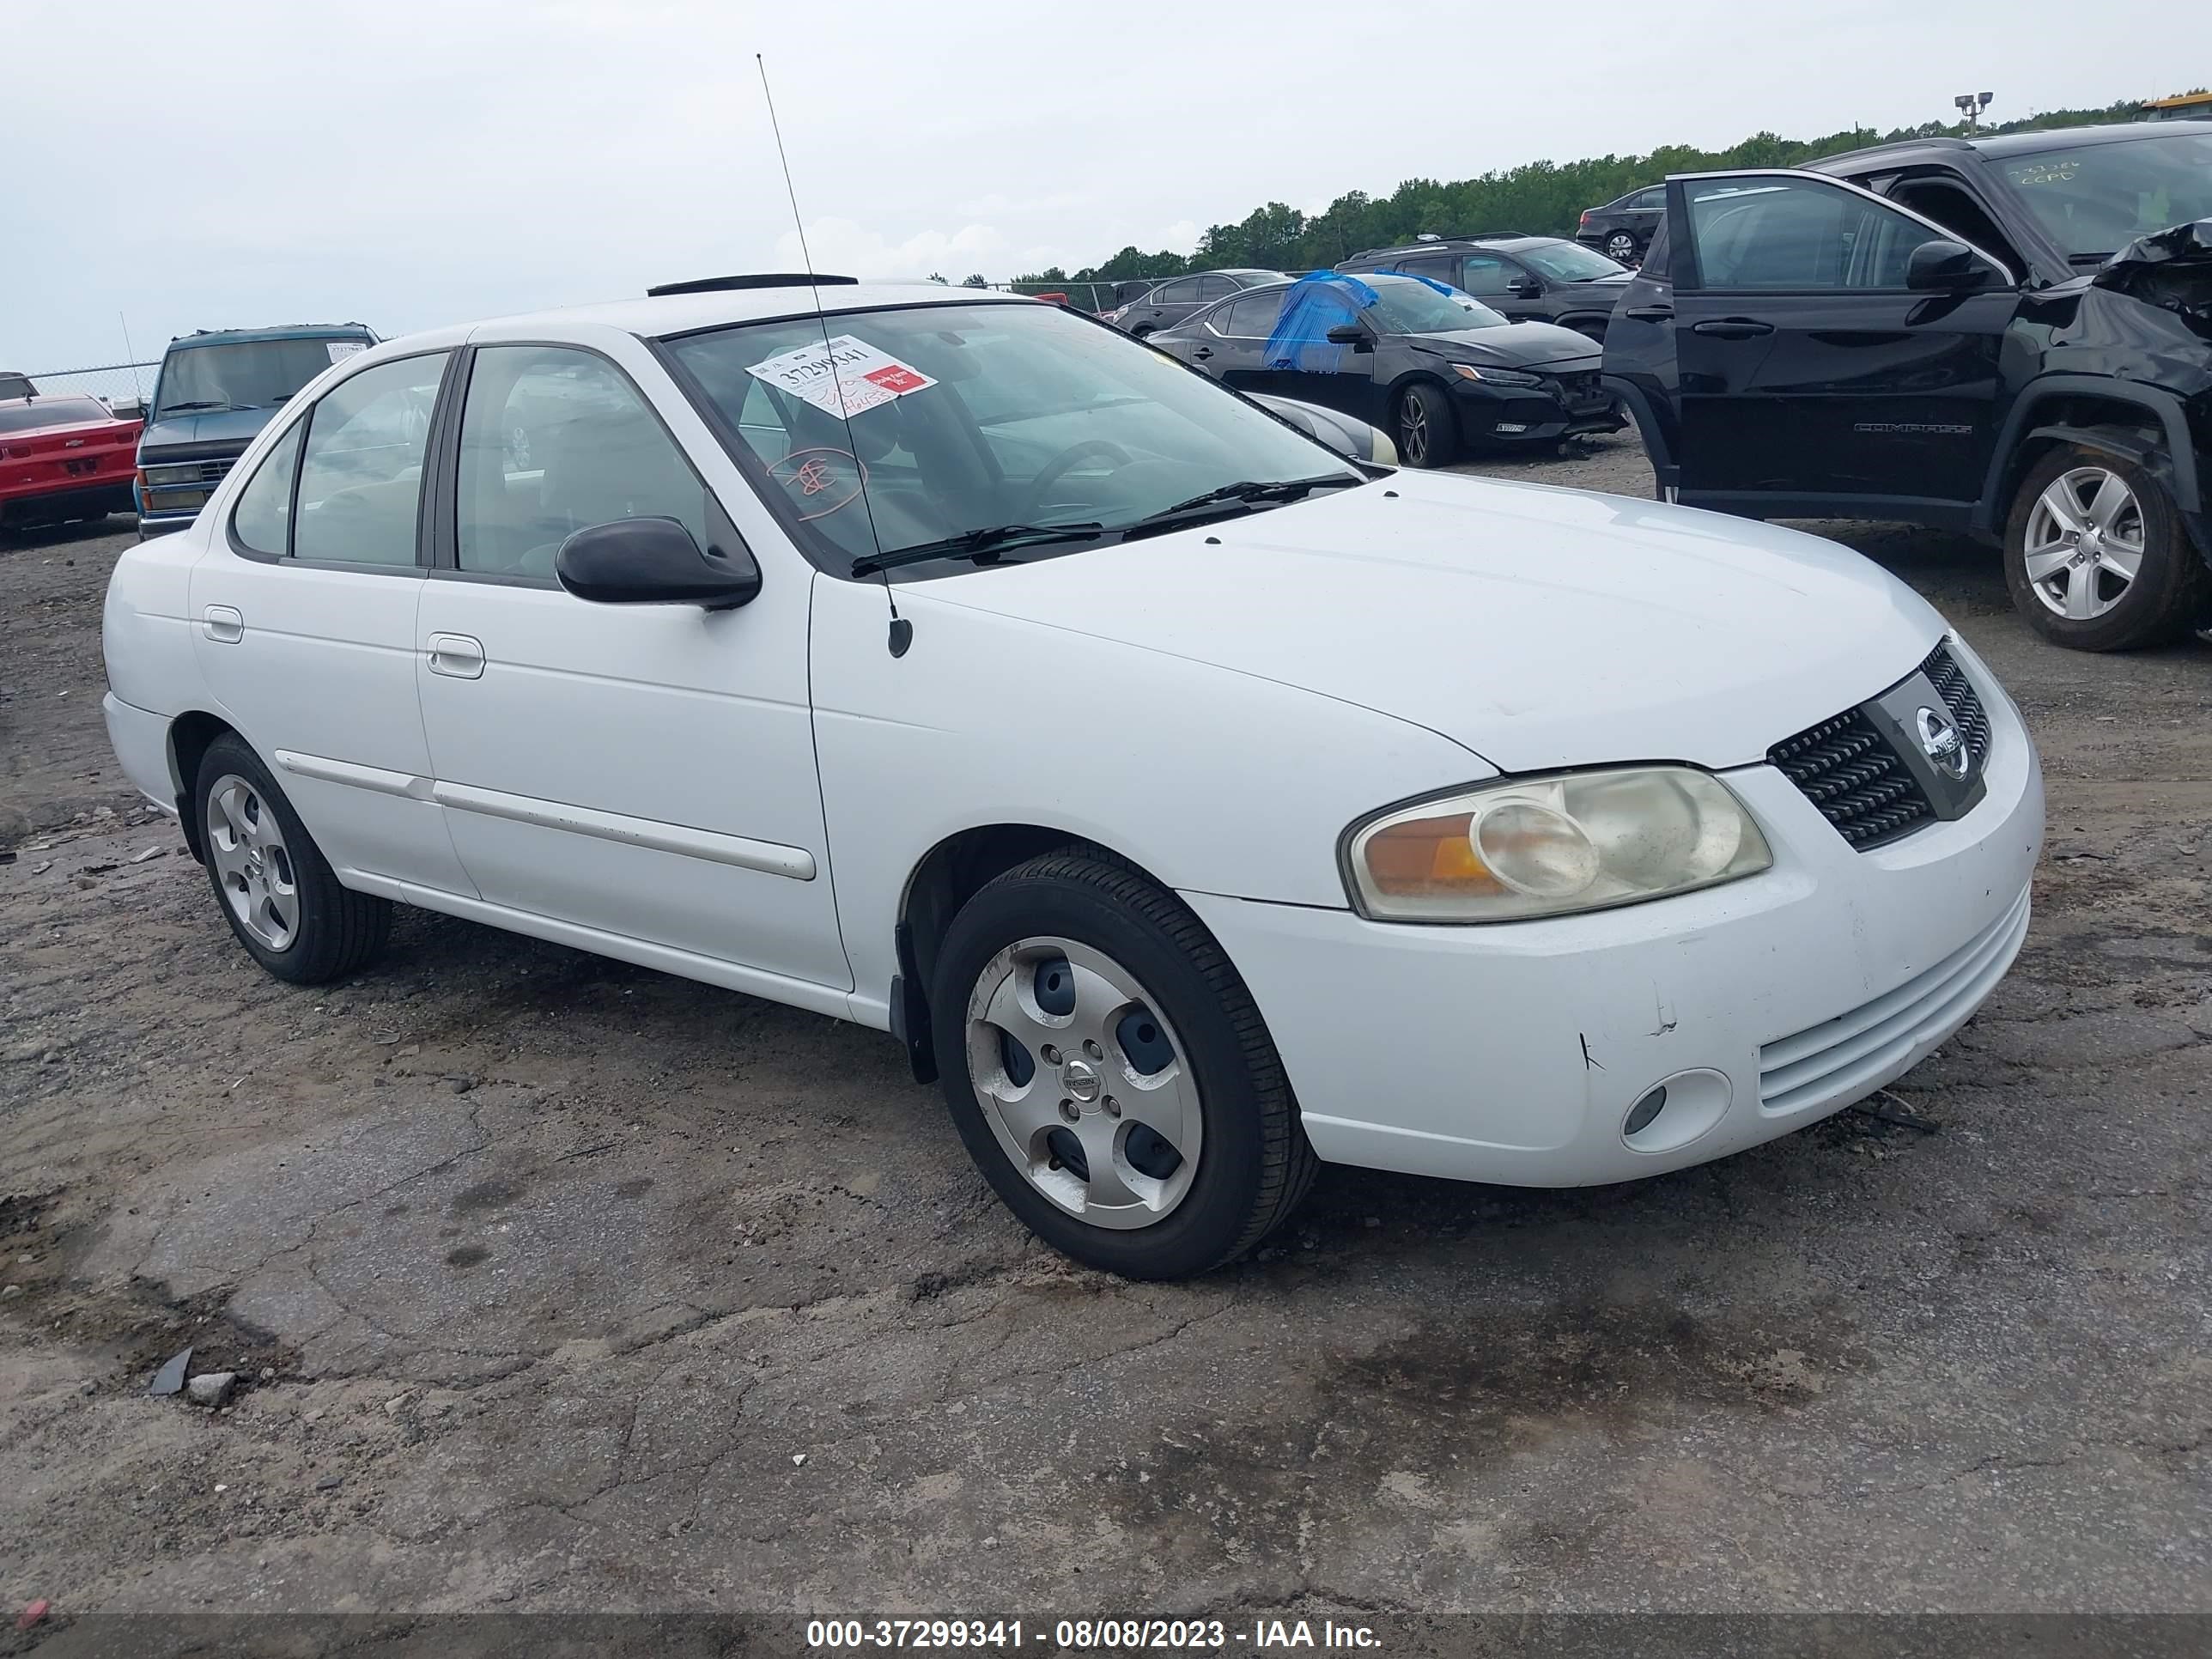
[
  {"left": 1624, "top": 304, "right": 1674, "bottom": 322},
  {"left": 1690, "top": 319, "right": 1775, "bottom": 339},
  {"left": 201, "top": 605, "right": 244, "bottom": 644},
  {"left": 425, "top": 633, "right": 486, "bottom": 679}
]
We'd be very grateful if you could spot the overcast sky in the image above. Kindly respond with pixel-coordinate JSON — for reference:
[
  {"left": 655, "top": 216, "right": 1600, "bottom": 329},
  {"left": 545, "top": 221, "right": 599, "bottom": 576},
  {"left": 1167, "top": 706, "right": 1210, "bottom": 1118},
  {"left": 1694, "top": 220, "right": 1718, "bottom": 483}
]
[{"left": 5, "top": 0, "right": 2203, "bottom": 370}]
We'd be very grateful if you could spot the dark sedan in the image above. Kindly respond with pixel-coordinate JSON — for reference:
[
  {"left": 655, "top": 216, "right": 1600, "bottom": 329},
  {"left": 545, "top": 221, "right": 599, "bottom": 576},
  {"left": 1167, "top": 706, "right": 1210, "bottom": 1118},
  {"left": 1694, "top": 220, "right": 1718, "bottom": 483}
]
[
  {"left": 1101, "top": 269, "right": 1291, "bottom": 337},
  {"left": 1576, "top": 185, "right": 1666, "bottom": 264},
  {"left": 1148, "top": 273, "right": 1622, "bottom": 466}
]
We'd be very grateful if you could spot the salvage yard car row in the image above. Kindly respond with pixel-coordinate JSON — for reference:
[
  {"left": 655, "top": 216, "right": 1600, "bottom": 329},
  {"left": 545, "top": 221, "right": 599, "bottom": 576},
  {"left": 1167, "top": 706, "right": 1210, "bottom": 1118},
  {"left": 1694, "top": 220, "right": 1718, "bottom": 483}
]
[{"left": 1103, "top": 118, "right": 2212, "bottom": 651}]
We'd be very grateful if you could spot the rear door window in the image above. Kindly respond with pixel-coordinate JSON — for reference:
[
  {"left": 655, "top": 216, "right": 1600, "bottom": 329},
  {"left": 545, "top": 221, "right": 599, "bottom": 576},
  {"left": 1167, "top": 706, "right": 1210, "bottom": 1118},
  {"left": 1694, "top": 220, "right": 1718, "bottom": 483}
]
[
  {"left": 291, "top": 353, "right": 448, "bottom": 567},
  {"left": 1220, "top": 290, "right": 1288, "bottom": 338}
]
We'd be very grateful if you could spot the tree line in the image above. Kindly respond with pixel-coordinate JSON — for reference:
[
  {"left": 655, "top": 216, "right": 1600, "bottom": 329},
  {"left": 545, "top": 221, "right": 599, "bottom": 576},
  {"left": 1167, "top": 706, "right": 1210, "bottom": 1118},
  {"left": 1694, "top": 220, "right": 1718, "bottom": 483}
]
[{"left": 1016, "top": 99, "right": 2155, "bottom": 287}]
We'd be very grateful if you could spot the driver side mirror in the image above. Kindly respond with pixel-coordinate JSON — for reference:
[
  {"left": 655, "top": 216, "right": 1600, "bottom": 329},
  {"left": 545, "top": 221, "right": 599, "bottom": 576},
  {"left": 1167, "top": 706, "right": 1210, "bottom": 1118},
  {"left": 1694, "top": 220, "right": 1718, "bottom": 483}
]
[
  {"left": 556, "top": 515, "right": 762, "bottom": 611},
  {"left": 1905, "top": 239, "right": 1998, "bottom": 293},
  {"left": 1324, "top": 323, "right": 1374, "bottom": 352}
]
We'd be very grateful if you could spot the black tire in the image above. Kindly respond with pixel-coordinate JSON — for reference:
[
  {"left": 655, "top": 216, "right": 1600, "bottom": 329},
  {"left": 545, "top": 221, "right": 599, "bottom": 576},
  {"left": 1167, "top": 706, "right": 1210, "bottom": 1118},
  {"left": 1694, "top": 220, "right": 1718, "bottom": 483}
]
[
  {"left": 930, "top": 848, "right": 1317, "bottom": 1279},
  {"left": 193, "top": 732, "right": 390, "bottom": 984},
  {"left": 1129, "top": 324, "right": 1155, "bottom": 339},
  {"left": 1395, "top": 380, "right": 1459, "bottom": 469},
  {"left": 2003, "top": 444, "right": 2212, "bottom": 651}
]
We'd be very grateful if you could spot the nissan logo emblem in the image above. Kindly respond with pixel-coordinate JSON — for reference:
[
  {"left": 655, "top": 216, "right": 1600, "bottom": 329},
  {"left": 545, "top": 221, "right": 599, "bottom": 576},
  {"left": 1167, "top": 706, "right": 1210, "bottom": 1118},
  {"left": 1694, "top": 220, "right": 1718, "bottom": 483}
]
[{"left": 1916, "top": 707, "right": 1970, "bottom": 781}]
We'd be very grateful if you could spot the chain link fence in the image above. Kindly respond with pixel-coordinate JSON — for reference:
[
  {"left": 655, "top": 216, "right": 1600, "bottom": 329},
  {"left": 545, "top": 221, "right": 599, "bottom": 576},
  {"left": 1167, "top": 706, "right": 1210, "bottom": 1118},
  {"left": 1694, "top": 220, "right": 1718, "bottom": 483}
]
[{"left": 16, "top": 361, "right": 161, "bottom": 417}]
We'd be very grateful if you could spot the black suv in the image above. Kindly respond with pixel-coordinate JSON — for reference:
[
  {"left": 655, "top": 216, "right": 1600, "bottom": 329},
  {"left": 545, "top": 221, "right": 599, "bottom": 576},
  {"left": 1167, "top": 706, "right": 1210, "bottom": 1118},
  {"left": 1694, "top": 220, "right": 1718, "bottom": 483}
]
[
  {"left": 1577, "top": 186, "right": 1666, "bottom": 264},
  {"left": 1150, "top": 273, "right": 1620, "bottom": 466},
  {"left": 1336, "top": 234, "right": 1632, "bottom": 340},
  {"left": 1602, "top": 121, "right": 2212, "bottom": 650}
]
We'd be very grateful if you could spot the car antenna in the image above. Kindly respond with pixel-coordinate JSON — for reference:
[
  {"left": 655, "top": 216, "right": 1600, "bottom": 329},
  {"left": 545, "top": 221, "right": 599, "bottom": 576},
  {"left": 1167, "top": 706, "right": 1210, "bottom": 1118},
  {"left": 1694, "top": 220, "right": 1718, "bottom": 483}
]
[{"left": 756, "top": 54, "right": 908, "bottom": 659}]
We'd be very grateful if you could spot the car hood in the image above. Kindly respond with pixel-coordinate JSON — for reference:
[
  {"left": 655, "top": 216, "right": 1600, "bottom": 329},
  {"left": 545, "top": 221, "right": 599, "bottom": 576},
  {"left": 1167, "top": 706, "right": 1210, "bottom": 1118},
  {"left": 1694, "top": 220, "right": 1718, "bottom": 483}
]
[
  {"left": 916, "top": 471, "right": 1946, "bottom": 773},
  {"left": 1408, "top": 321, "right": 1599, "bottom": 368},
  {"left": 137, "top": 406, "right": 276, "bottom": 459}
]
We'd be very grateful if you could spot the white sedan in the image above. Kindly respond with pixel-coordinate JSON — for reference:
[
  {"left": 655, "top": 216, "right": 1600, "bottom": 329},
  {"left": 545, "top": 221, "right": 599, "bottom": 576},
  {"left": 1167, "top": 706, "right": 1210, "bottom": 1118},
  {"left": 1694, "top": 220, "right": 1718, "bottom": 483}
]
[{"left": 100, "top": 277, "right": 2044, "bottom": 1279}]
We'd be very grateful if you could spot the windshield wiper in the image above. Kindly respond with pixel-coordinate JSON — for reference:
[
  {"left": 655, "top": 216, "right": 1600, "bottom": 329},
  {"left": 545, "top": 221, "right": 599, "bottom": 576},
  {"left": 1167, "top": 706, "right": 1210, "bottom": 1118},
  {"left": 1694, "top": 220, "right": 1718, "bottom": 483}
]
[
  {"left": 1116, "top": 474, "right": 1363, "bottom": 541},
  {"left": 158, "top": 400, "right": 245, "bottom": 414},
  {"left": 852, "top": 521, "right": 1104, "bottom": 578}
]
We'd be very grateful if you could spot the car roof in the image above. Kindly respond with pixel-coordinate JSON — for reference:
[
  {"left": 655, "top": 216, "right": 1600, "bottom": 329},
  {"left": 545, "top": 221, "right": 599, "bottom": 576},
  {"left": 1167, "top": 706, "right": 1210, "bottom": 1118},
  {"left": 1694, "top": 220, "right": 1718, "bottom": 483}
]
[
  {"left": 1812, "top": 118, "right": 2212, "bottom": 173},
  {"left": 167, "top": 323, "right": 378, "bottom": 349},
  {"left": 1345, "top": 234, "right": 1566, "bottom": 260},
  {"left": 459, "top": 281, "right": 1031, "bottom": 343}
]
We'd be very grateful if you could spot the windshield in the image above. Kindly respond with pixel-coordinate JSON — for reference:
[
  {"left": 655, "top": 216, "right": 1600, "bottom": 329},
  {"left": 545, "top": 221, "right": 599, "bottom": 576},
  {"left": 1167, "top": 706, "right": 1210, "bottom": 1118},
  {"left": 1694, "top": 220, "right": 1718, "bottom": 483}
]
[
  {"left": 1516, "top": 241, "right": 1628, "bottom": 282},
  {"left": 1364, "top": 277, "right": 1507, "bottom": 333},
  {"left": 1997, "top": 132, "right": 2212, "bottom": 258},
  {"left": 0, "top": 398, "right": 111, "bottom": 433},
  {"left": 155, "top": 337, "right": 368, "bottom": 417},
  {"left": 665, "top": 301, "right": 1359, "bottom": 575}
]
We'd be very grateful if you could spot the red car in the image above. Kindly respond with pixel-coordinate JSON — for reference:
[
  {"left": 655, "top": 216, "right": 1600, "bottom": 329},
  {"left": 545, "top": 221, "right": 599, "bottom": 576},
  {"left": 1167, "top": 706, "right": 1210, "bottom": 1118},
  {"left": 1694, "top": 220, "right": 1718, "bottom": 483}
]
[{"left": 0, "top": 395, "right": 143, "bottom": 531}]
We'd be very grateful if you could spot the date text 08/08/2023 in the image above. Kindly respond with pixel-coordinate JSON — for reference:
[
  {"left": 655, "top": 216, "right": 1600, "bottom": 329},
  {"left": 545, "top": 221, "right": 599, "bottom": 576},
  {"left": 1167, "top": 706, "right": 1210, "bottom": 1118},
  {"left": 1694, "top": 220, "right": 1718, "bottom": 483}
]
[{"left": 805, "top": 1617, "right": 1383, "bottom": 1650}]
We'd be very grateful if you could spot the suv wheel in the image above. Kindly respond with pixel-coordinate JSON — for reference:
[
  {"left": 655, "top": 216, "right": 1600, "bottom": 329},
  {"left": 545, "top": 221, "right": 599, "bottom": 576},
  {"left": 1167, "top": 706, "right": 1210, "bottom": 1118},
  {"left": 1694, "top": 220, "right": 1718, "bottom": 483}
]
[
  {"left": 195, "top": 733, "right": 392, "bottom": 983},
  {"left": 1395, "top": 382, "right": 1459, "bottom": 468},
  {"left": 931, "top": 849, "right": 1316, "bottom": 1279},
  {"left": 2004, "top": 445, "right": 2212, "bottom": 651},
  {"left": 1605, "top": 232, "right": 1638, "bottom": 263}
]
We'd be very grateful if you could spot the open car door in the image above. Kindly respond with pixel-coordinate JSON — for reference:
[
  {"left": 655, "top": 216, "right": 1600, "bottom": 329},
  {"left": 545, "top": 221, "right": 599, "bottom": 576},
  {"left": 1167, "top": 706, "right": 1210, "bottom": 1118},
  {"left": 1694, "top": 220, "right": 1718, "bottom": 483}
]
[{"left": 1637, "top": 169, "right": 2017, "bottom": 525}]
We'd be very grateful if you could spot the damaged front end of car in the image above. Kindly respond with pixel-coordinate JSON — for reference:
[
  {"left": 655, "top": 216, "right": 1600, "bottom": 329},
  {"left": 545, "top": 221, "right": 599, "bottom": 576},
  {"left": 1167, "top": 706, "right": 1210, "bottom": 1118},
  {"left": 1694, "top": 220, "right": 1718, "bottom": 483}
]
[{"left": 2094, "top": 218, "right": 2212, "bottom": 337}]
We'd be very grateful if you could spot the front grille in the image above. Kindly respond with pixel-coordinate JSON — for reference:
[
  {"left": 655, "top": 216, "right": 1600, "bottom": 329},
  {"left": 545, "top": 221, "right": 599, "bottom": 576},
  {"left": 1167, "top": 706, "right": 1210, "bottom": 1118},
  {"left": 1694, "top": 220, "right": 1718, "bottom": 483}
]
[
  {"left": 1920, "top": 641, "right": 1990, "bottom": 765},
  {"left": 1556, "top": 369, "right": 1607, "bottom": 408},
  {"left": 1768, "top": 709, "right": 1934, "bottom": 848},
  {"left": 1756, "top": 884, "right": 2031, "bottom": 1115},
  {"left": 1771, "top": 637, "right": 1996, "bottom": 851}
]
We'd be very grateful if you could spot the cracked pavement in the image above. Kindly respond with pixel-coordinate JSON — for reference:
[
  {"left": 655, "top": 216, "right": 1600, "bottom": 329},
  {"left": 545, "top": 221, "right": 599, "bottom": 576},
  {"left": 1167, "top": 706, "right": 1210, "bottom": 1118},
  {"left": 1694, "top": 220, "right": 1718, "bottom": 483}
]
[{"left": 2, "top": 436, "right": 2209, "bottom": 1626}]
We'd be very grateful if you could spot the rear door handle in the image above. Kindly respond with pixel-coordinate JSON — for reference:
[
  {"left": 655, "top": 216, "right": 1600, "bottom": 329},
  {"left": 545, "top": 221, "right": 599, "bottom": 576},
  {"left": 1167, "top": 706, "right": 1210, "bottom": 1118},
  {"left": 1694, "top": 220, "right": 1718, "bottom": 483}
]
[
  {"left": 1690, "top": 319, "right": 1775, "bottom": 339},
  {"left": 201, "top": 605, "right": 244, "bottom": 644},
  {"left": 425, "top": 633, "right": 486, "bottom": 679},
  {"left": 1624, "top": 304, "right": 1674, "bottom": 322},
  {"left": 1191, "top": 346, "right": 1213, "bottom": 360}
]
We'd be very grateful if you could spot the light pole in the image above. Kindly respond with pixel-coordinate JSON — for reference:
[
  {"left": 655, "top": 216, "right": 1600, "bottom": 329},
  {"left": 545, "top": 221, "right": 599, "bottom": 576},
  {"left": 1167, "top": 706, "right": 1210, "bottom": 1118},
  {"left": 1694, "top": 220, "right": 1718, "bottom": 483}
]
[{"left": 1954, "top": 91, "right": 1993, "bottom": 132}]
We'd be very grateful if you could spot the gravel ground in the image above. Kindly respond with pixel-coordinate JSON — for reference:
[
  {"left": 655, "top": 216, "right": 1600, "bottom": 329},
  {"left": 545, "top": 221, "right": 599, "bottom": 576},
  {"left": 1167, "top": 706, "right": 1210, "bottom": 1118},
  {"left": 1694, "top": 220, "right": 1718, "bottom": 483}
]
[{"left": 2, "top": 435, "right": 2208, "bottom": 1640}]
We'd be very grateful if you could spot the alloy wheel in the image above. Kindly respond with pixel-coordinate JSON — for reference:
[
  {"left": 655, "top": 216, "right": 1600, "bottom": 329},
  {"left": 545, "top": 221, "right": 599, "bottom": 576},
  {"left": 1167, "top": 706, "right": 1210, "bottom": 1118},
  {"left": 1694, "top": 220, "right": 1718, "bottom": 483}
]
[
  {"left": 205, "top": 774, "right": 299, "bottom": 951},
  {"left": 2021, "top": 465, "right": 2145, "bottom": 622},
  {"left": 964, "top": 936, "right": 1201, "bottom": 1229},
  {"left": 1607, "top": 233, "right": 1638, "bottom": 262},
  {"left": 1398, "top": 394, "right": 1431, "bottom": 465}
]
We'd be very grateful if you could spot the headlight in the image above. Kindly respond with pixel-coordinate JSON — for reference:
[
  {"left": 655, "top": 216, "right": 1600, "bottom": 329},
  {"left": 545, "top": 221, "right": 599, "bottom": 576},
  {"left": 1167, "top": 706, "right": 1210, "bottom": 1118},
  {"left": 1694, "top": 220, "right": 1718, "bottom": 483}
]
[
  {"left": 1449, "top": 363, "right": 1542, "bottom": 387},
  {"left": 1344, "top": 767, "right": 1772, "bottom": 922}
]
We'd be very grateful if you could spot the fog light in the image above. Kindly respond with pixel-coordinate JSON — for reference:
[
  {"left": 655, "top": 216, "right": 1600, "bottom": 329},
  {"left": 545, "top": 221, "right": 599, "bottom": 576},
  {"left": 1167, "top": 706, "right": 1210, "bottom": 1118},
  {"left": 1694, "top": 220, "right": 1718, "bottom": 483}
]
[{"left": 1624, "top": 1085, "right": 1668, "bottom": 1136}]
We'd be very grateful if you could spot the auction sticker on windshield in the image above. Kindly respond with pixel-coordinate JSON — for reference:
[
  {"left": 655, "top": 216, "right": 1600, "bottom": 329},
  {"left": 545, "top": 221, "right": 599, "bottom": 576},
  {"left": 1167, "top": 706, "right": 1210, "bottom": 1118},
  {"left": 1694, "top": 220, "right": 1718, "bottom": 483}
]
[
  {"left": 326, "top": 342, "right": 367, "bottom": 363},
  {"left": 746, "top": 335, "right": 937, "bottom": 418}
]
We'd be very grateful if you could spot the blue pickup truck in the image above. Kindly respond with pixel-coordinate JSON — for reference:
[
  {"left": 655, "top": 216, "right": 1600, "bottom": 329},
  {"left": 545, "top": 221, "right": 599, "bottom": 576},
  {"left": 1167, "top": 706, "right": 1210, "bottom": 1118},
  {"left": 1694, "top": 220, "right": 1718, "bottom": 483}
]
[{"left": 135, "top": 322, "right": 378, "bottom": 538}]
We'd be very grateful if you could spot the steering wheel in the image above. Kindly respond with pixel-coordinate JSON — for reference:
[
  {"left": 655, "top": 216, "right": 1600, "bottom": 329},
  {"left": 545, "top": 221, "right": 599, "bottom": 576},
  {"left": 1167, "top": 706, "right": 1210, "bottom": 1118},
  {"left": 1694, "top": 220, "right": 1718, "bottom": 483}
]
[{"left": 1022, "top": 440, "right": 1133, "bottom": 516}]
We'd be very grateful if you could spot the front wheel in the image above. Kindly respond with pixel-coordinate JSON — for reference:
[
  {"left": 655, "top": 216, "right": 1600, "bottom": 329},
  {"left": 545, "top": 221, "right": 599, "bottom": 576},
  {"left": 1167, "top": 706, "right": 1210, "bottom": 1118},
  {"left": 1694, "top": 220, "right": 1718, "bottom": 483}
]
[
  {"left": 2003, "top": 445, "right": 2211, "bottom": 651},
  {"left": 1394, "top": 381, "right": 1460, "bottom": 469},
  {"left": 931, "top": 850, "right": 1316, "bottom": 1279}
]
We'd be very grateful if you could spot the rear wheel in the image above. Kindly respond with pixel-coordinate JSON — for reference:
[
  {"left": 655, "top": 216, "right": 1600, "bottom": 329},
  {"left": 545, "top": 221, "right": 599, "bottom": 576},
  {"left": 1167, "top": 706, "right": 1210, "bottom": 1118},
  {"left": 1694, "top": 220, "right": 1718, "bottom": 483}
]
[
  {"left": 195, "top": 733, "right": 391, "bottom": 984},
  {"left": 1395, "top": 381, "right": 1460, "bottom": 469},
  {"left": 1605, "top": 232, "right": 1638, "bottom": 263},
  {"left": 931, "top": 849, "right": 1316, "bottom": 1279},
  {"left": 2003, "top": 445, "right": 2211, "bottom": 651}
]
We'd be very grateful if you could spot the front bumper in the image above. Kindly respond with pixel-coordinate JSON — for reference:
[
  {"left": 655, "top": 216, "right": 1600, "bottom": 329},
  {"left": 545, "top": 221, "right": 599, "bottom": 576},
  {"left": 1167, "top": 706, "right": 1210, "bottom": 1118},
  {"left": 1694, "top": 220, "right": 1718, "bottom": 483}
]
[
  {"left": 1450, "top": 377, "right": 1625, "bottom": 445},
  {"left": 1184, "top": 642, "right": 2044, "bottom": 1188}
]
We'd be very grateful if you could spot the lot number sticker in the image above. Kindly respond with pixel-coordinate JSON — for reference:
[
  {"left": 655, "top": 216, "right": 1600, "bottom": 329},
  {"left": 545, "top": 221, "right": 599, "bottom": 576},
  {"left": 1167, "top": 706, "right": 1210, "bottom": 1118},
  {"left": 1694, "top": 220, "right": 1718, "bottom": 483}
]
[
  {"left": 745, "top": 335, "right": 937, "bottom": 419},
  {"left": 326, "top": 342, "right": 367, "bottom": 363}
]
